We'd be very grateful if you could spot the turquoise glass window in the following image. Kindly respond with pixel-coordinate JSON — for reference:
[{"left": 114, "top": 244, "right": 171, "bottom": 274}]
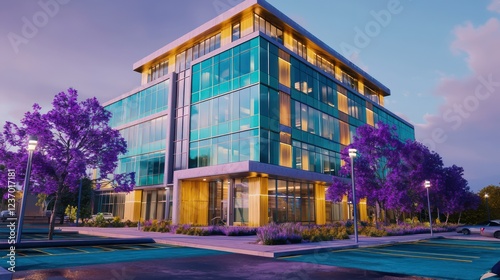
[
  {"left": 191, "top": 38, "right": 260, "bottom": 103},
  {"left": 106, "top": 80, "right": 169, "bottom": 127}
]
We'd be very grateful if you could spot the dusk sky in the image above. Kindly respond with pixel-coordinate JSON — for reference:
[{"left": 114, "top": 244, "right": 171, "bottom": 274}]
[{"left": 1, "top": 0, "right": 499, "bottom": 192}]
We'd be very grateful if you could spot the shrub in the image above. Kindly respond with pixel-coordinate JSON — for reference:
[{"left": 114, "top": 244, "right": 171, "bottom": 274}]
[
  {"left": 111, "top": 216, "right": 125, "bottom": 227},
  {"left": 333, "top": 226, "right": 350, "bottom": 239},
  {"left": 124, "top": 220, "right": 138, "bottom": 228},
  {"left": 175, "top": 224, "right": 191, "bottom": 234},
  {"left": 360, "top": 226, "right": 387, "bottom": 237},
  {"left": 206, "top": 225, "right": 225, "bottom": 235},
  {"left": 224, "top": 226, "right": 257, "bottom": 236},
  {"left": 65, "top": 205, "right": 77, "bottom": 223},
  {"left": 185, "top": 227, "right": 209, "bottom": 236},
  {"left": 256, "top": 223, "right": 288, "bottom": 245}
]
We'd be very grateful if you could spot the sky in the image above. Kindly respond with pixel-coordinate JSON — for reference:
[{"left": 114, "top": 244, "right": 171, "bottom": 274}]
[{"left": 1, "top": 0, "right": 499, "bottom": 192}]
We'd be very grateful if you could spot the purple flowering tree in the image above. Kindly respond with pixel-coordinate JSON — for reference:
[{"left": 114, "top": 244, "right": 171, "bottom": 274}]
[
  {"left": 434, "top": 165, "right": 477, "bottom": 224},
  {"left": 386, "top": 140, "right": 444, "bottom": 223},
  {"left": 327, "top": 123, "right": 403, "bottom": 225},
  {"left": 0, "top": 89, "right": 134, "bottom": 239},
  {"left": 327, "top": 122, "right": 474, "bottom": 226}
]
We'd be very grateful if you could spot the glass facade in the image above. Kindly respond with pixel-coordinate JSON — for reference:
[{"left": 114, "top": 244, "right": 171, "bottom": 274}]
[
  {"left": 106, "top": 80, "right": 169, "bottom": 127},
  {"left": 101, "top": 4, "right": 415, "bottom": 225},
  {"left": 117, "top": 116, "right": 167, "bottom": 187},
  {"left": 208, "top": 181, "right": 229, "bottom": 224},
  {"left": 147, "top": 60, "right": 168, "bottom": 83},
  {"left": 254, "top": 14, "right": 283, "bottom": 44},
  {"left": 93, "top": 191, "right": 126, "bottom": 219},
  {"left": 141, "top": 189, "right": 169, "bottom": 221},
  {"left": 268, "top": 179, "right": 315, "bottom": 223},
  {"left": 189, "top": 36, "right": 413, "bottom": 174},
  {"left": 191, "top": 38, "right": 260, "bottom": 103}
]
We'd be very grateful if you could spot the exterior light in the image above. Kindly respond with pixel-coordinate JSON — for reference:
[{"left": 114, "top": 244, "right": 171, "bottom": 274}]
[
  {"left": 348, "top": 148, "right": 358, "bottom": 244},
  {"left": 16, "top": 136, "right": 38, "bottom": 244},
  {"left": 424, "top": 180, "right": 433, "bottom": 237},
  {"left": 348, "top": 148, "right": 357, "bottom": 158},
  {"left": 485, "top": 193, "right": 491, "bottom": 221},
  {"left": 27, "top": 137, "right": 38, "bottom": 151}
]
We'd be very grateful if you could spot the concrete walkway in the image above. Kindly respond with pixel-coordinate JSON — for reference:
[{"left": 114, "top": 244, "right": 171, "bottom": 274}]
[{"left": 57, "top": 226, "right": 489, "bottom": 258}]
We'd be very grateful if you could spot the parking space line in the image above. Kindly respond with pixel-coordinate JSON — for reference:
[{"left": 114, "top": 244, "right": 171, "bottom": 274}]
[
  {"left": 92, "top": 246, "right": 116, "bottom": 252},
  {"left": 357, "top": 248, "right": 473, "bottom": 263},
  {"left": 328, "top": 248, "right": 360, "bottom": 253},
  {"left": 364, "top": 247, "right": 480, "bottom": 259},
  {"left": 62, "top": 247, "right": 90, "bottom": 253},
  {"left": 279, "top": 255, "right": 302, "bottom": 259},
  {"left": 417, "top": 241, "right": 500, "bottom": 251}
]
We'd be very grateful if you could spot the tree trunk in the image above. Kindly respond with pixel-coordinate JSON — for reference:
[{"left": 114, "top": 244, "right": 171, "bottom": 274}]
[
  {"left": 375, "top": 202, "right": 381, "bottom": 229},
  {"left": 48, "top": 186, "right": 62, "bottom": 240},
  {"left": 458, "top": 212, "right": 462, "bottom": 224},
  {"left": 394, "top": 210, "right": 400, "bottom": 224},
  {"left": 445, "top": 213, "right": 449, "bottom": 224}
]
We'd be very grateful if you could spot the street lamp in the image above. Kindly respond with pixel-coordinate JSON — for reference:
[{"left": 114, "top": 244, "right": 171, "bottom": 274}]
[
  {"left": 16, "top": 136, "right": 37, "bottom": 244},
  {"left": 349, "top": 148, "right": 359, "bottom": 244},
  {"left": 485, "top": 194, "right": 491, "bottom": 221},
  {"left": 424, "top": 180, "right": 433, "bottom": 237},
  {"left": 76, "top": 179, "right": 83, "bottom": 227}
]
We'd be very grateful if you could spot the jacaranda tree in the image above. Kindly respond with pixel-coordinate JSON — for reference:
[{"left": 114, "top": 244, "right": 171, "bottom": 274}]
[
  {"left": 327, "top": 122, "right": 403, "bottom": 225},
  {"left": 385, "top": 140, "right": 443, "bottom": 223},
  {"left": 0, "top": 88, "right": 134, "bottom": 239},
  {"left": 435, "top": 165, "right": 477, "bottom": 224},
  {"left": 327, "top": 122, "right": 474, "bottom": 225}
]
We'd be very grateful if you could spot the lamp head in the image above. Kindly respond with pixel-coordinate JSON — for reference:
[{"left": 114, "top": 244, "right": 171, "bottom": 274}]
[
  {"left": 424, "top": 180, "right": 431, "bottom": 188},
  {"left": 27, "top": 136, "right": 38, "bottom": 151},
  {"left": 485, "top": 193, "right": 489, "bottom": 198},
  {"left": 348, "top": 148, "right": 357, "bottom": 158}
]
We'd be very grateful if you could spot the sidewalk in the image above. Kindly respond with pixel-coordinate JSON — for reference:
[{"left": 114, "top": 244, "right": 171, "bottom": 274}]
[{"left": 59, "top": 226, "right": 473, "bottom": 258}]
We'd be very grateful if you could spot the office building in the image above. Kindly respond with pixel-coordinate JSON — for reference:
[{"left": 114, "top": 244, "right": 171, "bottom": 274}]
[{"left": 99, "top": 0, "right": 414, "bottom": 226}]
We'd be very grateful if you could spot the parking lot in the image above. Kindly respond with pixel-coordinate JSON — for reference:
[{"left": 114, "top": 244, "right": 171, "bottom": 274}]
[
  {"left": 1, "top": 242, "right": 229, "bottom": 272},
  {"left": 282, "top": 238, "right": 500, "bottom": 279}
]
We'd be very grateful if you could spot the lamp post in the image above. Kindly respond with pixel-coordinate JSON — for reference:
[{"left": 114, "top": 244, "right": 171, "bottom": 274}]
[
  {"left": 424, "top": 180, "right": 433, "bottom": 237},
  {"left": 485, "top": 194, "right": 491, "bottom": 221},
  {"left": 76, "top": 179, "right": 83, "bottom": 227},
  {"left": 349, "top": 148, "right": 359, "bottom": 244},
  {"left": 16, "top": 136, "right": 37, "bottom": 244}
]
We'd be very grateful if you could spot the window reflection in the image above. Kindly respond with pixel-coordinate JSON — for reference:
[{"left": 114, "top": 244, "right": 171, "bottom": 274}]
[{"left": 267, "top": 180, "right": 315, "bottom": 223}]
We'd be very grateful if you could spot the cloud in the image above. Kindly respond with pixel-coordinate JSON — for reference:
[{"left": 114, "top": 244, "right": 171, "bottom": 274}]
[
  {"left": 0, "top": 0, "right": 229, "bottom": 126},
  {"left": 416, "top": 16, "right": 500, "bottom": 191},
  {"left": 488, "top": 0, "right": 500, "bottom": 13}
]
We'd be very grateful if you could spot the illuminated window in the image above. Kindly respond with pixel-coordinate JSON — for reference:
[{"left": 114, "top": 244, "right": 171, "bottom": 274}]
[
  {"left": 254, "top": 14, "right": 283, "bottom": 43},
  {"left": 366, "top": 109, "right": 374, "bottom": 126},
  {"left": 292, "top": 38, "right": 307, "bottom": 60},
  {"left": 339, "top": 121, "right": 350, "bottom": 145},
  {"left": 338, "top": 92, "right": 348, "bottom": 114},
  {"left": 232, "top": 23, "right": 240, "bottom": 42},
  {"left": 300, "top": 104, "right": 308, "bottom": 131},
  {"left": 278, "top": 50, "right": 290, "bottom": 87},
  {"left": 279, "top": 132, "right": 292, "bottom": 168},
  {"left": 279, "top": 92, "right": 291, "bottom": 126}
]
